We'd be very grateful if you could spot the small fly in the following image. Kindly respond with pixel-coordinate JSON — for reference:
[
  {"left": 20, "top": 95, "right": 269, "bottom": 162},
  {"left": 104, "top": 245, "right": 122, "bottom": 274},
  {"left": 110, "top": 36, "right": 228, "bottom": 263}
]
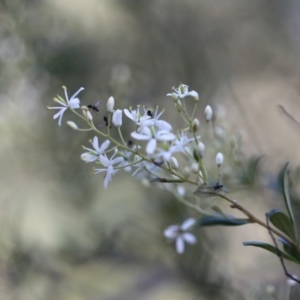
[
  {"left": 147, "top": 109, "right": 154, "bottom": 118},
  {"left": 87, "top": 101, "right": 101, "bottom": 112},
  {"left": 194, "top": 182, "right": 229, "bottom": 198}
]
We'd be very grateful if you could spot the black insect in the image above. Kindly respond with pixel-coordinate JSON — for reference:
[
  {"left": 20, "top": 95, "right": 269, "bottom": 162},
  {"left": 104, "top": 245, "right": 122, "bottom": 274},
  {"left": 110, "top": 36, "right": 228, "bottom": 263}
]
[
  {"left": 127, "top": 140, "right": 134, "bottom": 147},
  {"left": 213, "top": 182, "right": 224, "bottom": 191},
  {"left": 146, "top": 108, "right": 154, "bottom": 118},
  {"left": 87, "top": 101, "right": 101, "bottom": 112},
  {"left": 103, "top": 116, "right": 108, "bottom": 126}
]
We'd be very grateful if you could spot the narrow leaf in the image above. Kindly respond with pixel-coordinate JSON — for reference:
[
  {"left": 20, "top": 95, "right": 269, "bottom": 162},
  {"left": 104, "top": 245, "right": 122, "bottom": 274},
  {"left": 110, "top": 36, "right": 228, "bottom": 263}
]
[
  {"left": 281, "top": 162, "right": 298, "bottom": 242},
  {"left": 243, "top": 241, "right": 300, "bottom": 264},
  {"left": 278, "top": 238, "right": 300, "bottom": 264},
  {"left": 268, "top": 209, "right": 296, "bottom": 242},
  {"left": 198, "top": 215, "right": 252, "bottom": 227}
]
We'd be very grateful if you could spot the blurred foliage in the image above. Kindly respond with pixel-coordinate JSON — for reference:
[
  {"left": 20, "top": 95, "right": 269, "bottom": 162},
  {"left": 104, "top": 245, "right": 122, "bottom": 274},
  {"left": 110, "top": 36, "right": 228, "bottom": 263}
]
[{"left": 1, "top": 0, "right": 300, "bottom": 299}]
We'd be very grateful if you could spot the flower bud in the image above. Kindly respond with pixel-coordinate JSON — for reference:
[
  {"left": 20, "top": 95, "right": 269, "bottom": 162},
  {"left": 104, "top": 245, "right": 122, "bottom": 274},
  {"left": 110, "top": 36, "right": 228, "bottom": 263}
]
[
  {"left": 215, "top": 152, "right": 224, "bottom": 166},
  {"left": 191, "top": 162, "right": 199, "bottom": 174},
  {"left": 170, "top": 157, "right": 179, "bottom": 169},
  {"left": 112, "top": 109, "right": 122, "bottom": 127},
  {"left": 66, "top": 121, "right": 78, "bottom": 130},
  {"left": 175, "top": 100, "right": 183, "bottom": 112},
  {"left": 107, "top": 96, "right": 115, "bottom": 112},
  {"left": 192, "top": 118, "right": 200, "bottom": 132},
  {"left": 204, "top": 105, "right": 213, "bottom": 121},
  {"left": 197, "top": 142, "right": 205, "bottom": 157},
  {"left": 82, "top": 109, "right": 93, "bottom": 121},
  {"left": 182, "top": 166, "right": 191, "bottom": 178}
]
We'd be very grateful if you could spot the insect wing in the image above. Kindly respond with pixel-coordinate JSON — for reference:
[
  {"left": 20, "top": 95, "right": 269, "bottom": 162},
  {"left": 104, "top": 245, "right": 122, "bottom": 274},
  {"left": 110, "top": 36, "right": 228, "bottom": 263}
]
[
  {"left": 194, "top": 184, "right": 229, "bottom": 198},
  {"left": 94, "top": 101, "right": 101, "bottom": 108},
  {"left": 194, "top": 185, "right": 216, "bottom": 198}
]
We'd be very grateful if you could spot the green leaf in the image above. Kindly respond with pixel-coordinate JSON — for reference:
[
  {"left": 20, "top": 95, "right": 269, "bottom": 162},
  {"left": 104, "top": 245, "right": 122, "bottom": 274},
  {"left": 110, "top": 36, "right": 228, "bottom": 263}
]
[
  {"left": 193, "top": 149, "right": 199, "bottom": 162},
  {"left": 198, "top": 215, "right": 252, "bottom": 227},
  {"left": 268, "top": 209, "right": 296, "bottom": 242},
  {"left": 243, "top": 241, "right": 300, "bottom": 264},
  {"left": 281, "top": 162, "right": 298, "bottom": 243},
  {"left": 278, "top": 238, "right": 300, "bottom": 264}
]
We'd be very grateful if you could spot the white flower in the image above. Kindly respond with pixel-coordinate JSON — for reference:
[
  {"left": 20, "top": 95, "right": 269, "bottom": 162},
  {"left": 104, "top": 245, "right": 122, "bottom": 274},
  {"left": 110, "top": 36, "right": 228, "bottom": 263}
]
[
  {"left": 81, "top": 137, "right": 110, "bottom": 162},
  {"left": 94, "top": 149, "right": 124, "bottom": 189},
  {"left": 215, "top": 152, "right": 224, "bottom": 166},
  {"left": 48, "top": 86, "right": 84, "bottom": 126},
  {"left": 167, "top": 84, "right": 198, "bottom": 100},
  {"left": 164, "top": 218, "right": 197, "bottom": 254},
  {"left": 112, "top": 109, "right": 123, "bottom": 127},
  {"left": 131, "top": 126, "right": 175, "bottom": 155},
  {"left": 204, "top": 105, "right": 213, "bottom": 121},
  {"left": 132, "top": 159, "right": 161, "bottom": 179},
  {"left": 142, "top": 107, "right": 172, "bottom": 131},
  {"left": 124, "top": 106, "right": 150, "bottom": 126},
  {"left": 107, "top": 96, "right": 115, "bottom": 112},
  {"left": 172, "top": 131, "right": 198, "bottom": 153}
]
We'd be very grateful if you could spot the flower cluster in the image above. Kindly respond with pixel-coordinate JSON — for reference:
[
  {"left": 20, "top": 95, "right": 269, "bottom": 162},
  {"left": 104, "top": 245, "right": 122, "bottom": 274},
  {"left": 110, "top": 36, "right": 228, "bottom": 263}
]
[{"left": 48, "top": 84, "right": 224, "bottom": 254}]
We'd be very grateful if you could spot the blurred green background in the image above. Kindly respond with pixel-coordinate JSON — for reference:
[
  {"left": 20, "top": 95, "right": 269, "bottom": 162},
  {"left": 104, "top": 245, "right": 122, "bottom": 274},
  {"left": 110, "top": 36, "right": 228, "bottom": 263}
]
[{"left": 1, "top": 0, "right": 300, "bottom": 299}]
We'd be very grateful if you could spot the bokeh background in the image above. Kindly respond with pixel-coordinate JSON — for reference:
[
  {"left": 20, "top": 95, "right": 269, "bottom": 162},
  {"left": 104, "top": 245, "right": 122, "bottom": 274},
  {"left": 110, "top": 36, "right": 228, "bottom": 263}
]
[{"left": 1, "top": 0, "right": 300, "bottom": 299}]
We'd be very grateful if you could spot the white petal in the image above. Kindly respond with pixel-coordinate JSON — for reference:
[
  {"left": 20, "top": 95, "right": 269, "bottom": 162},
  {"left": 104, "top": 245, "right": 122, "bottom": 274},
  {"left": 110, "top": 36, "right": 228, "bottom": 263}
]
[
  {"left": 71, "top": 87, "right": 84, "bottom": 100},
  {"left": 146, "top": 139, "right": 157, "bottom": 154},
  {"left": 176, "top": 237, "right": 185, "bottom": 254},
  {"left": 92, "top": 136, "right": 99, "bottom": 151},
  {"left": 131, "top": 131, "right": 151, "bottom": 141},
  {"left": 164, "top": 225, "right": 179, "bottom": 239},
  {"left": 124, "top": 109, "right": 135, "bottom": 121},
  {"left": 53, "top": 108, "right": 67, "bottom": 126},
  {"left": 156, "top": 132, "right": 175, "bottom": 142},
  {"left": 156, "top": 120, "right": 172, "bottom": 131},
  {"left": 81, "top": 153, "right": 98, "bottom": 162},
  {"left": 99, "top": 140, "right": 110, "bottom": 153},
  {"left": 69, "top": 98, "right": 80, "bottom": 109},
  {"left": 188, "top": 91, "right": 199, "bottom": 99},
  {"left": 99, "top": 155, "right": 110, "bottom": 167},
  {"left": 181, "top": 218, "right": 196, "bottom": 230},
  {"left": 183, "top": 233, "right": 197, "bottom": 244},
  {"left": 112, "top": 156, "right": 124, "bottom": 165}
]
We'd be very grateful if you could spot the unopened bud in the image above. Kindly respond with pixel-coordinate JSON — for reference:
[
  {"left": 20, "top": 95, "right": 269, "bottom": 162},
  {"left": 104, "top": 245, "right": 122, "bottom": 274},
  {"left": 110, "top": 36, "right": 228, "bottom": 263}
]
[
  {"left": 175, "top": 100, "right": 183, "bottom": 112},
  {"left": 192, "top": 118, "right": 200, "bottom": 132},
  {"left": 170, "top": 157, "right": 179, "bottom": 169},
  {"left": 197, "top": 142, "right": 205, "bottom": 157},
  {"left": 182, "top": 166, "right": 191, "bottom": 177},
  {"left": 82, "top": 107, "right": 93, "bottom": 121},
  {"left": 66, "top": 121, "right": 78, "bottom": 130},
  {"left": 191, "top": 162, "right": 199, "bottom": 174},
  {"left": 204, "top": 105, "right": 213, "bottom": 121},
  {"left": 107, "top": 96, "right": 115, "bottom": 113},
  {"left": 112, "top": 109, "right": 122, "bottom": 127},
  {"left": 215, "top": 152, "right": 224, "bottom": 166}
]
